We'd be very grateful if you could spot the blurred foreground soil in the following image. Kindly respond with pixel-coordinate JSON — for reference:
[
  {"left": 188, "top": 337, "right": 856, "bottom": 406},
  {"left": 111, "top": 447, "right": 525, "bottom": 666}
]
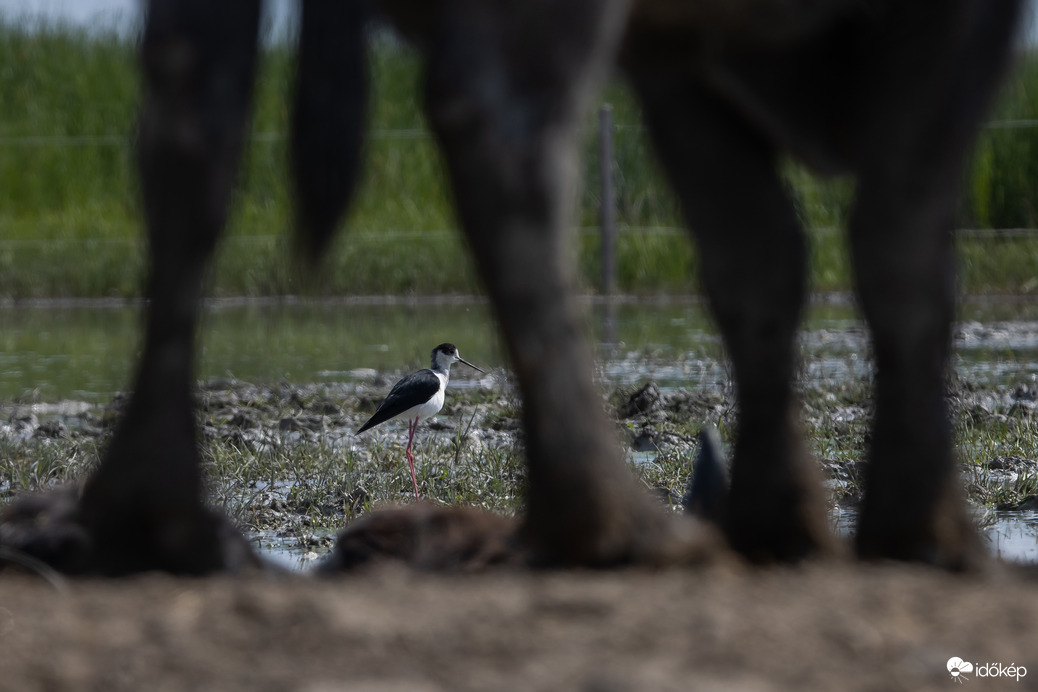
[{"left": 1, "top": 562, "right": 1037, "bottom": 691}]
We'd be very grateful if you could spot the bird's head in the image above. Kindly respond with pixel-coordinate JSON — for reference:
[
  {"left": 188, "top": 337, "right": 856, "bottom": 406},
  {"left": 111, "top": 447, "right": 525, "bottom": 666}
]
[{"left": 431, "top": 343, "right": 485, "bottom": 374}]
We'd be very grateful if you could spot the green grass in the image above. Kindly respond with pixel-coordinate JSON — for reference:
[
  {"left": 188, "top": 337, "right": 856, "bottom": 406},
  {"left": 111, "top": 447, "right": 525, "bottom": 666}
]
[
  {"left": 2, "top": 24, "right": 1038, "bottom": 297},
  {"left": 0, "top": 437, "right": 101, "bottom": 492},
  {"left": 3, "top": 374, "right": 1035, "bottom": 553}
]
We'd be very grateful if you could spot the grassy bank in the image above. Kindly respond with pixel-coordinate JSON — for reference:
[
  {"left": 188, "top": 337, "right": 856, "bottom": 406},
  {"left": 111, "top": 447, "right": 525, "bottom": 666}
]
[{"left": 2, "top": 24, "right": 1038, "bottom": 298}]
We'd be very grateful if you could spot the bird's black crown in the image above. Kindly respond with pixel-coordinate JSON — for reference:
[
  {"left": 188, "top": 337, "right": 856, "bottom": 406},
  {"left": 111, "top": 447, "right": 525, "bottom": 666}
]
[{"left": 432, "top": 343, "right": 458, "bottom": 358}]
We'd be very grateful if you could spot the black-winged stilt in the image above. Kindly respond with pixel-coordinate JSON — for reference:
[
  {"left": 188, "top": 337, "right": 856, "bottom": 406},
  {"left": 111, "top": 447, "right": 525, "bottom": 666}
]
[{"left": 357, "top": 343, "right": 484, "bottom": 499}]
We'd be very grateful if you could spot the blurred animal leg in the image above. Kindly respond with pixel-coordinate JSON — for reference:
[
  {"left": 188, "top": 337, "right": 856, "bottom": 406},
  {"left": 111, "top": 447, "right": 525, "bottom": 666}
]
[
  {"left": 78, "top": 0, "right": 262, "bottom": 575},
  {"left": 850, "top": 0, "right": 1021, "bottom": 568},
  {"left": 423, "top": 0, "right": 690, "bottom": 565},
  {"left": 849, "top": 174, "right": 976, "bottom": 567},
  {"left": 627, "top": 69, "right": 830, "bottom": 561}
]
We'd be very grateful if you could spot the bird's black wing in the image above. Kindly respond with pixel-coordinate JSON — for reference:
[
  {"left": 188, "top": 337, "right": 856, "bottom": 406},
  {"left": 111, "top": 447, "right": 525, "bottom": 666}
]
[{"left": 356, "top": 369, "right": 441, "bottom": 433}]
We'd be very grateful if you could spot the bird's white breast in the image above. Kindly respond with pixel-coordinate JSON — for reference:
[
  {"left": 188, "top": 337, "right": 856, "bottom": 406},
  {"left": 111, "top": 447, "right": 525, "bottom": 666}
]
[{"left": 396, "top": 372, "right": 447, "bottom": 423}]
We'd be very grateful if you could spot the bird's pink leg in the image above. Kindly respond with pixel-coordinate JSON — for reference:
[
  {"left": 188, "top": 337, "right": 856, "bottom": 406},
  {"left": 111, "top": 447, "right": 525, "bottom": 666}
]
[{"left": 406, "top": 417, "right": 419, "bottom": 500}]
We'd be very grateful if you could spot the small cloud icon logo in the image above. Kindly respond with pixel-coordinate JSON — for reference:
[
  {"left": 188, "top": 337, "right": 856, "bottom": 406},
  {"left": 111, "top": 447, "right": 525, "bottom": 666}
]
[{"left": 948, "top": 657, "right": 974, "bottom": 683}]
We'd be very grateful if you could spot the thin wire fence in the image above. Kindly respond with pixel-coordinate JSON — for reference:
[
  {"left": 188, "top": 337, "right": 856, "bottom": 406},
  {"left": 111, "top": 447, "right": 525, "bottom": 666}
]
[
  {"left": 0, "top": 227, "right": 1030, "bottom": 251},
  {"left": 1, "top": 118, "right": 1037, "bottom": 261},
  {"left": 2, "top": 116, "right": 1038, "bottom": 147},
  {"left": 0, "top": 128, "right": 433, "bottom": 147}
]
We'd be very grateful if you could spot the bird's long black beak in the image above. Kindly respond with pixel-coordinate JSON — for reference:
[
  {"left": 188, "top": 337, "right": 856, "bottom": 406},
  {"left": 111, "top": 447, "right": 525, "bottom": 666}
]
[{"left": 458, "top": 357, "right": 485, "bottom": 374}]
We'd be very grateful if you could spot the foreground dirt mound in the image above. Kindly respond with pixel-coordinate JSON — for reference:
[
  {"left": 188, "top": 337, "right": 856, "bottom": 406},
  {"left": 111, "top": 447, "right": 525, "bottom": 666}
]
[{"left": 1, "top": 563, "right": 1036, "bottom": 691}]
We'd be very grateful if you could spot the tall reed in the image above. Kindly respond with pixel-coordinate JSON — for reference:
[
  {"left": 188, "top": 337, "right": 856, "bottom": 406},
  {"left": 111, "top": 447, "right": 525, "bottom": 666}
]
[{"left": 1, "top": 24, "right": 1036, "bottom": 297}]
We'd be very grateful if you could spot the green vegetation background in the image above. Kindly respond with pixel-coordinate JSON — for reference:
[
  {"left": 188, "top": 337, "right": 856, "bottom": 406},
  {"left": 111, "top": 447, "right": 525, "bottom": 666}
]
[{"left": 2, "top": 24, "right": 1038, "bottom": 299}]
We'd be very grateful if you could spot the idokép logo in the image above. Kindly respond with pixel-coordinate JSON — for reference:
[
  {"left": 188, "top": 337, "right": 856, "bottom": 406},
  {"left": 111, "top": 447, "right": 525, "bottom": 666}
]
[{"left": 948, "top": 657, "right": 1027, "bottom": 683}]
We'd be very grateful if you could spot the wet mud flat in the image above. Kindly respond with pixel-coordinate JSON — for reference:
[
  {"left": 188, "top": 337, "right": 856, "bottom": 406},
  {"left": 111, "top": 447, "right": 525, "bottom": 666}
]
[
  {"left": 2, "top": 366, "right": 1038, "bottom": 689},
  {"left": 2, "top": 365, "right": 1037, "bottom": 566}
]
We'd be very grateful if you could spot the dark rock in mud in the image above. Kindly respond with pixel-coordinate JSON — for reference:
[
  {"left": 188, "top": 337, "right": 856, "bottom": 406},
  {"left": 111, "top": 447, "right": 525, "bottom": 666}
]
[
  {"left": 661, "top": 390, "right": 728, "bottom": 420},
  {"left": 628, "top": 428, "right": 692, "bottom": 457},
  {"left": 1013, "top": 384, "right": 1038, "bottom": 402},
  {"left": 988, "top": 456, "right": 1038, "bottom": 472},
  {"left": 983, "top": 456, "right": 1038, "bottom": 489},
  {"left": 229, "top": 410, "right": 262, "bottom": 429},
  {"left": 426, "top": 419, "right": 455, "bottom": 432},
  {"left": 278, "top": 416, "right": 325, "bottom": 433},
  {"left": 8, "top": 412, "right": 38, "bottom": 434},
  {"left": 1014, "top": 495, "right": 1038, "bottom": 511},
  {"left": 622, "top": 383, "right": 726, "bottom": 424},
  {"left": 652, "top": 486, "right": 682, "bottom": 505},
  {"left": 621, "top": 382, "right": 662, "bottom": 418},
  {"left": 289, "top": 391, "right": 341, "bottom": 416},
  {"left": 631, "top": 430, "right": 657, "bottom": 452},
  {"left": 33, "top": 420, "right": 69, "bottom": 439}
]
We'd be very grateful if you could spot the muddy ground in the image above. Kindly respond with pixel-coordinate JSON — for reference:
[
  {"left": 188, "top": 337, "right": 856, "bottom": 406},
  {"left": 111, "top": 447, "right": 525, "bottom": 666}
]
[
  {"left": 3, "top": 373, "right": 1038, "bottom": 691},
  {"left": 2, "top": 561, "right": 1038, "bottom": 691}
]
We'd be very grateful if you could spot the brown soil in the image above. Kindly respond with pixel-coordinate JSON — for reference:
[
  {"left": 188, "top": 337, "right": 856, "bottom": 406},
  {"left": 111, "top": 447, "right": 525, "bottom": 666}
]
[{"left": 1, "top": 562, "right": 1037, "bottom": 692}]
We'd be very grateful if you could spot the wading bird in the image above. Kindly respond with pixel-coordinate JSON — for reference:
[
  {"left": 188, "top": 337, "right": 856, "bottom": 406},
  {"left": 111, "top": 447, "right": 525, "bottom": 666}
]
[{"left": 357, "top": 343, "right": 484, "bottom": 499}]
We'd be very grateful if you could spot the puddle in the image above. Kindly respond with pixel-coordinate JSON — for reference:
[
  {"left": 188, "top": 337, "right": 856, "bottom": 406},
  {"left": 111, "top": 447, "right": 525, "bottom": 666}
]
[
  {"left": 982, "top": 511, "right": 1038, "bottom": 563},
  {"left": 250, "top": 531, "right": 332, "bottom": 571},
  {"left": 5, "top": 297, "right": 1038, "bottom": 400},
  {"left": 832, "top": 507, "right": 1038, "bottom": 564}
]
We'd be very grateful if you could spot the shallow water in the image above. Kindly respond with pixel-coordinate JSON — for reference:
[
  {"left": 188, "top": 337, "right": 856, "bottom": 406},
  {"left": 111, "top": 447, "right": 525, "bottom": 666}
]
[
  {"left": 832, "top": 506, "right": 1038, "bottom": 565},
  {"left": 251, "top": 530, "right": 334, "bottom": 572},
  {"left": 983, "top": 511, "right": 1038, "bottom": 563},
  {"left": 4, "top": 296, "right": 1038, "bottom": 401}
]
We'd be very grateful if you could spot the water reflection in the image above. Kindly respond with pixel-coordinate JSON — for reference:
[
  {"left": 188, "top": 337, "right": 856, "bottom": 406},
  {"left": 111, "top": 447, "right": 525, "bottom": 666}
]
[
  {"left": 981, "top": 510, "right": 1038, "bottom": 563},
  {"left": 250, "top": 531, "right": 333, "bottom": 572},
  {"left": 833, "top": 506, "right": 1038, "bottom": 565},
  {"left": 4, "top": 297, "right": 1038, "bottom": 400}
]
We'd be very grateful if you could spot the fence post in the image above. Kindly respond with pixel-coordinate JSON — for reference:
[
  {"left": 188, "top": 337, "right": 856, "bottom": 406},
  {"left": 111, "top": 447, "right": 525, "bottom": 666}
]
[{"left": 599, "top": 104, "right": 617, "bottom": 295}]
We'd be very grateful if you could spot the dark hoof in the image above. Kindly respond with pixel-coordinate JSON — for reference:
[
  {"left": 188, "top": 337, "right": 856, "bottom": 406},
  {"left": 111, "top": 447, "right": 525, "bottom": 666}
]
[
  {"left": 0, "top": 489, "right": 91, "bottom": 574},
  {"left": 83, "top": 507, "right": 262, "bottom": 577},
  {"left": 726, "top": 515, "right": 830, "bottom": 564},
  {"left": 856, "top": 528, "right": 985, "bottom": 571},
  {"left": 724, "top": 470, "right": 834, "bottom": 563},
  {"left": 1, "top": 487, "right": 262, "bottom": 576},
  {"left": 856, "top": 481, "right": 984, "bottom": 571}
]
